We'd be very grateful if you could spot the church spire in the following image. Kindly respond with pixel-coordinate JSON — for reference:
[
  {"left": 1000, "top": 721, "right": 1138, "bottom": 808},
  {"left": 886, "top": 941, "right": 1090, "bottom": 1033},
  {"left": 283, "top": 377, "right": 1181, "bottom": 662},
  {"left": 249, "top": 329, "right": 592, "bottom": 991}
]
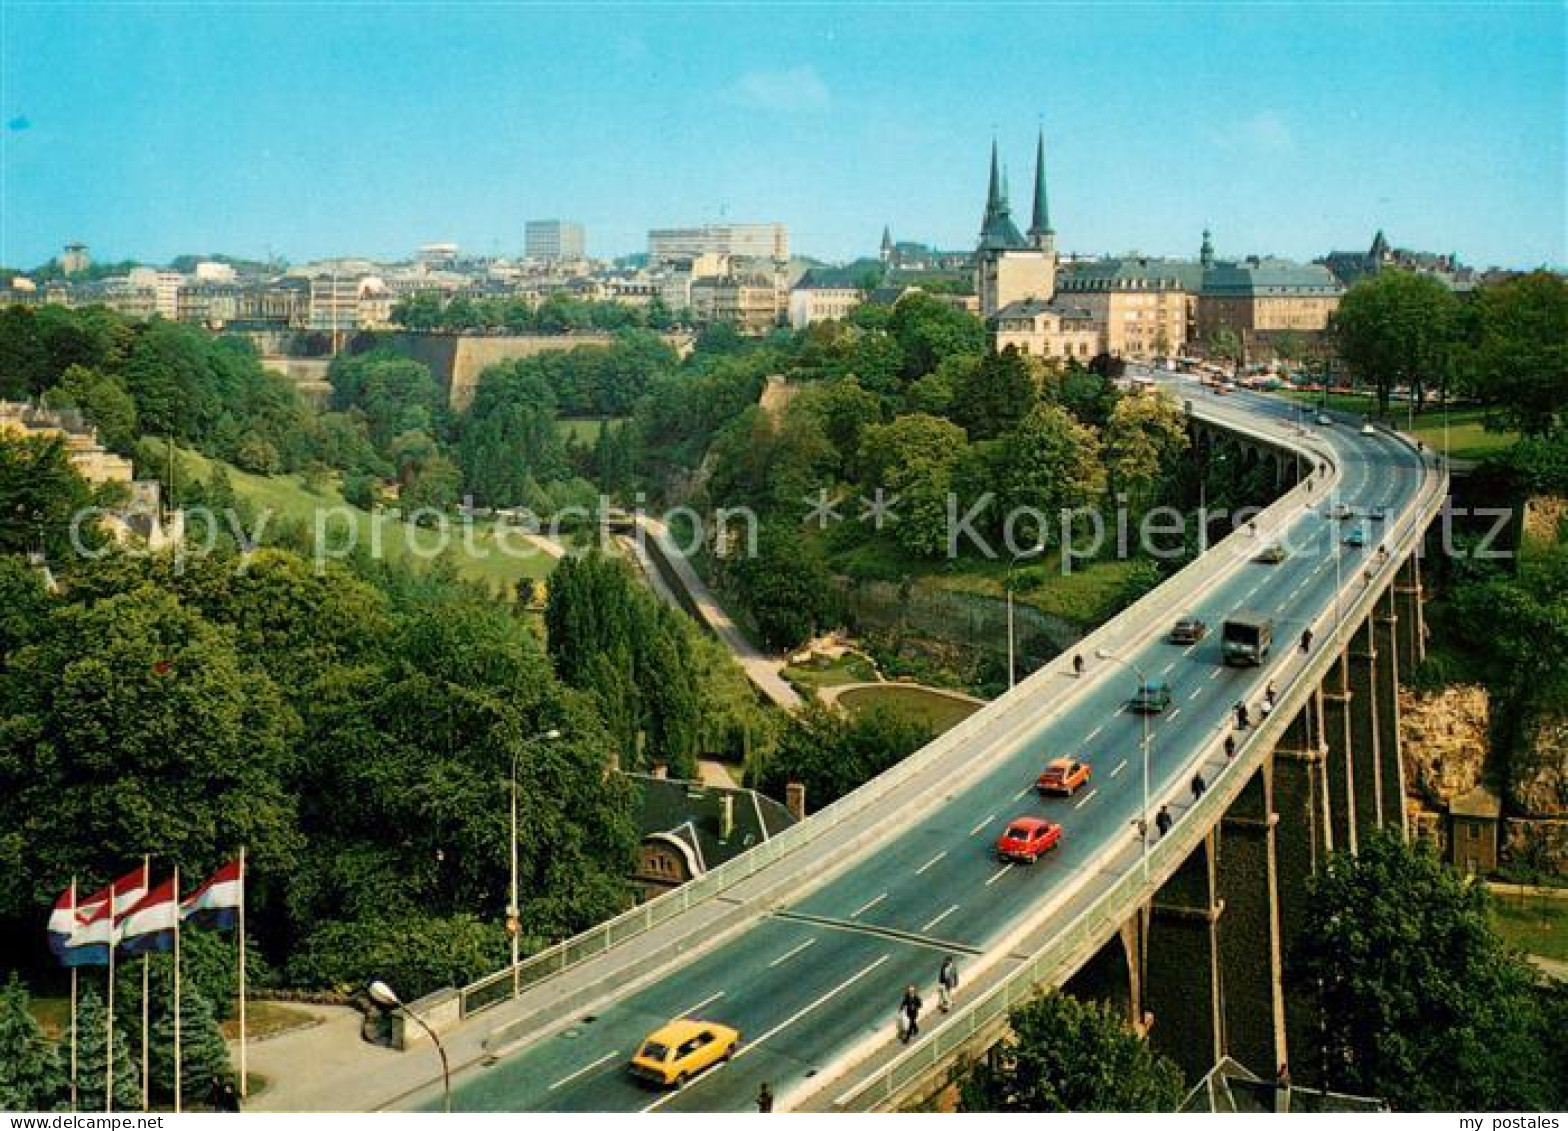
[
  {"left": 985, "top": 138, "right": 1004, "bottom": 219},
  {"left": 1028, "top": 129, "right": 1052, "bottom": 242},
  {"left": 977, "top": 138, "right": 1027, "bottom": 252}
]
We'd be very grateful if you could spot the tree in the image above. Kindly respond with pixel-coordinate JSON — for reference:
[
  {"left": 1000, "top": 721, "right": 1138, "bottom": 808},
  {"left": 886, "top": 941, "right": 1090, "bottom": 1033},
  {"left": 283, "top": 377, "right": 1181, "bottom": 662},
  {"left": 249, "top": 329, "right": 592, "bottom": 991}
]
[
  {"left": 1205, "top": 327, "right": 1242, "bottom": 367},
  {"left": 887, "top": 291, "right": 986, "bottom": 380},
  {"left": 146, "top": 985, "right": 233, "bottom": 1109},
  {"left": 725, "top": 520, "right": 837, "bottom": 650},
  {"left": 1291, "top": 831, "right": 1563, "bottom": 1110},
  {"left": 1102, "top": 391, "right": 1190, "bottom": 505},
  {"left": 45, "top": 365, "right": 138, "bottom": 453},
  {"left": 1459, "top": 270, "right": 1568, "bottom": 436},
  {"left": 68, "top": 986, "right": 142, "bottom": 1112},
  {"left": 0, "top": 432, "right": 114, "bottom": 565},
  {"left": 754, "top": 701, "right": 930, "bottom": 807},
  {"left": 951, "top": 347, "right": 1037, "bottom": 441},
  {"left": 859, "top": 414, "right": 969, "bottom": 557},
  {"left": 998, "top": 401, "right": 1107, "bottom": 546},
  {"left": 1331, "top": 270, "right": 1460, "bottom": 414},
  {"left": 0, "top": 974, "right": 67, "bottom": 1112},
  {"left": 960, "top": 990, "right": 1184, "bottom": 1112}
]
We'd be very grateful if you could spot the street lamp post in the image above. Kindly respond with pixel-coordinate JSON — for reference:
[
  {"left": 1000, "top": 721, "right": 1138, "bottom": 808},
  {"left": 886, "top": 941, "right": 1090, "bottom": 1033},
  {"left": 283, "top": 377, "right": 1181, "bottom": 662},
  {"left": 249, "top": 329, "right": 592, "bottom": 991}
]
[
  {"left": 369, "top": 980, "right": 450, "bottom": 1113},
  {"left": 510, "top": 728, "right": 562, "bottom": 998},
  {"left": 1096, "top": 648, "right": 1152, "bottom": 882},
  {"left": 1198, "top": 450, "right": 1227, "bottom": 553},
  {"left": 1006, "top": 544, "right": 1048, "bottom": 690}
]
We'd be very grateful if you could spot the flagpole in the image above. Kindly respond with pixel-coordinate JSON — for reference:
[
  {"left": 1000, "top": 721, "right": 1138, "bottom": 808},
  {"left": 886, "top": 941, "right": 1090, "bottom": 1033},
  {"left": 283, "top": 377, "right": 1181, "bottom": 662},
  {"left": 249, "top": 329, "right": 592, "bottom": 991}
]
[
  {"left": 141, "top": 855, "right": 150, "bottom": 1112},
  {"left": 106, "top": 881, "right": 116, "bottom": 1113},
  {"left": 173, "top": 865, "right": 181, "bottom": 1115},
  {"left": 238, "top": 846, "right": 248, "bottom": 1103},
  {"left": 70, "top": 877, "right": 78, "bottom": 1114}
]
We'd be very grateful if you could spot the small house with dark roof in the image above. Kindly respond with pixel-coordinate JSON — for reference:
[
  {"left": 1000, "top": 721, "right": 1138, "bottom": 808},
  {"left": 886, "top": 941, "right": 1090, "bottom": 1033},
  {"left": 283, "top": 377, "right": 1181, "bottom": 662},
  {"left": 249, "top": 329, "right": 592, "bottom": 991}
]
[
  {"left": 627, "top": 771, "right": 799, "bottom": 900},
  {"left": 1449, "top": 783, "right": 1502, "bottom": 876}
]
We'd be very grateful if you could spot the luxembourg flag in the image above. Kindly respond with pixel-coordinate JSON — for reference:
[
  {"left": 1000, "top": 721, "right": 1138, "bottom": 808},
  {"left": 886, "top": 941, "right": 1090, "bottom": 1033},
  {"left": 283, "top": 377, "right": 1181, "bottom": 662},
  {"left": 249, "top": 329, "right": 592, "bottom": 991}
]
[
  {"left": 117, "top": 876, "right": 180, "bottom": 955},
  {"left": 47, "top": 886, "right": 79, "bottom": 961},
  {"left": 182, "top": 859, "right": 243, "bottom": 930}
]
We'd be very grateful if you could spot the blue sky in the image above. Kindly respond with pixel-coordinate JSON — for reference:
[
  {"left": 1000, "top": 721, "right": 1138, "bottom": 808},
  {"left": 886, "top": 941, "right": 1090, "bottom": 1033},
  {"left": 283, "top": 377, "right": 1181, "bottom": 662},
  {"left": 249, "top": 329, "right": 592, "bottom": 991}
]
[{"left": 3, "top": 3, "right": 1563, "bottom": 269}]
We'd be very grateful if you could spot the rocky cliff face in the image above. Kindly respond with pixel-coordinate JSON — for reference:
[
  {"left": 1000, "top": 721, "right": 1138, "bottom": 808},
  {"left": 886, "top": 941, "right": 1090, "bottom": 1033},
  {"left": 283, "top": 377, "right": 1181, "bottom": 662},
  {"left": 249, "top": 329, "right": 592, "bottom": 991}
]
[
  {"left": 1513, "top": 709, "right": 1568, "bottom": 818},
  {"left": 1400, "top": 684, "right": 1491, "bottom": 811}
]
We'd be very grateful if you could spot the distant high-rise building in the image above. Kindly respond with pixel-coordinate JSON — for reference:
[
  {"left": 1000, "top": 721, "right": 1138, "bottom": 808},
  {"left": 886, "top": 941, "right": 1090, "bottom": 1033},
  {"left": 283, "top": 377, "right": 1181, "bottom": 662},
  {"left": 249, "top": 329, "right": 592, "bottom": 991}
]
[
  {"left": 525, "top": 220, "right": 586, "bottom": 262},
  {"left": 61, "top": 243, "right": 91, "bottom": 275},
  {"left": 647, "top": 224, "right": 788, "bottom": 267}
]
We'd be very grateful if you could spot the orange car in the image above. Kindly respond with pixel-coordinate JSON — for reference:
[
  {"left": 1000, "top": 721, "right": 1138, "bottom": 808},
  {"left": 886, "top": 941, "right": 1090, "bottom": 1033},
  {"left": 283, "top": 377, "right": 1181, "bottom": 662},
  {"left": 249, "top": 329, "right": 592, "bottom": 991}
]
[
  {"left": 1036, "top": 757, "right": 1091, "bottom": 796},
  {"left": 995, "top": 817, "right": 1063, "bottom": 864}
]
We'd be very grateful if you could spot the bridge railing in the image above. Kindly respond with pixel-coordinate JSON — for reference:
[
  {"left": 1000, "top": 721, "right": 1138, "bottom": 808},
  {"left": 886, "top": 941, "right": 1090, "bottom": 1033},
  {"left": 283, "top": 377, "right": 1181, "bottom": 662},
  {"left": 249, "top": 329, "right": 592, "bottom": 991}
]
[
  {"left": 834, "top": 434, "right": 1450, "bottom": 1110},
  {"left": 456, "top": 393, "right": 1341, "bottom": 1022}
]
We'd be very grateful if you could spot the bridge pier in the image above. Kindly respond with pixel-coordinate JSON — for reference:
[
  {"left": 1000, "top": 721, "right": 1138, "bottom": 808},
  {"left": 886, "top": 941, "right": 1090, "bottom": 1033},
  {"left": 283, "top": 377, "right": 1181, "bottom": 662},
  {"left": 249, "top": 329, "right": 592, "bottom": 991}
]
[
  {"left": 1394, "top": 556, "right": 1426, "bottom": 668},
  {"left": 1272, "top": 695, "right": 1333, "bottom": 1088},
  {"left": 1062, "top": 917, "right": 1142, "bottom": 1028},
  {"left": 1145, "top": 830, "right": 1223, "bottom": 1081},
  {"left": 1346, "top": 616, "right": 1382, "bottom": 836},
  {"left": 1319, "top": 653, "right": 1358, "bottom": 854},
  {"left": 1217, "top": 761, "right": 1288, "bottom": 1078},
  {"left": 1372, "top": 590, "right": 1409, "bottom": 836}
]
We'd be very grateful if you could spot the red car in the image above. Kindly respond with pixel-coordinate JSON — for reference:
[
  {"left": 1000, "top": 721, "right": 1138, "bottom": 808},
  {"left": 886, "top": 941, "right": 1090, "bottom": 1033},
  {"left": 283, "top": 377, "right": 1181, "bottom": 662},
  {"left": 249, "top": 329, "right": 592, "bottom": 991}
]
[
  {"left": 1036, "top": 757, "right": 1091, "bottom": 797},
  {"left": 995, "top": 817, "right": 1063, "bottom": 864}
]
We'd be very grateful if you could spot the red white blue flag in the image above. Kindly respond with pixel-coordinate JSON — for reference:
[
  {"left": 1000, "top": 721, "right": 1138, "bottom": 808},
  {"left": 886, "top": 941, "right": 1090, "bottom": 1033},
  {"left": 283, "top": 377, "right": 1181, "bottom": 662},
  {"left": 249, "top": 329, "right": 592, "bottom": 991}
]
[
  {"left": 181, "top": 859, "right": 243, "bottom": 931},
  {"left": 63, "top": 866, "right": 148, "bottom": 966},
  {"left": 117, "top": 876, "right": 179, "bottom": 955},
  {"left": 47, "top": 886, "right": 78, "bottom": 961}
]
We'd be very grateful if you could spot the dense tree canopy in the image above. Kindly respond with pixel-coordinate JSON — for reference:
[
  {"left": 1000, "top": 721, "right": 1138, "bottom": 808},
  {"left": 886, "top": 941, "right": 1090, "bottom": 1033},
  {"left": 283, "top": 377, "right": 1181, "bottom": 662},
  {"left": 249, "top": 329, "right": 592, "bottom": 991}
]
[
  {"left": 1331, "top": 270, "right": 1460, "bottom": 414},
  {"left": 1292, "top": 831, "right": 1566, "bottom": 1111},
  {"left": 960, "top": 990, "right": 1185, "bottom": 1112}
]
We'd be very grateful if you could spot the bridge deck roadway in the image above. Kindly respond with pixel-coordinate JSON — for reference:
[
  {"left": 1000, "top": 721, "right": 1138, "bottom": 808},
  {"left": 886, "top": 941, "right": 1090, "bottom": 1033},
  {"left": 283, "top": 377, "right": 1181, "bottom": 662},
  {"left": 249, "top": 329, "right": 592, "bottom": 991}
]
[{"left": 387, "top": 377, "right": 1429, "bottom": 1113}]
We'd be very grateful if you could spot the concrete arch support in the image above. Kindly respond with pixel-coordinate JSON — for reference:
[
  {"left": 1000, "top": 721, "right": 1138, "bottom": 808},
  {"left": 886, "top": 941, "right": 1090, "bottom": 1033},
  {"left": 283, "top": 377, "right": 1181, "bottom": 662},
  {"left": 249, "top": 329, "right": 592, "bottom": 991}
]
[
  {"left": 1319, "top": 652, "right": 1357, "bottom": 855},
  {"left": 1217, "top": 762, "right": 1288, "bottom": 1078},
  {"left": 1145, "top": 830, "right": 1224, "bottom": 1081},
  {"left": 1372, "top": 589, "right": 1408, "bottom": 836},
  {"left": 1346, "top": 614, "right": 1382, "bottom": 835}
]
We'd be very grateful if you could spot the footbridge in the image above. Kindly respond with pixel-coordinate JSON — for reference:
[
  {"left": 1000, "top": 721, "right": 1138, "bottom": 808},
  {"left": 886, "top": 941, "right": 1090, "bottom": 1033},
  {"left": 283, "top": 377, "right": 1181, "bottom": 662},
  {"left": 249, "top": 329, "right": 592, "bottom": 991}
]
[{"left": 353, "top": 374, "right": 1445, "bottom": 1113}]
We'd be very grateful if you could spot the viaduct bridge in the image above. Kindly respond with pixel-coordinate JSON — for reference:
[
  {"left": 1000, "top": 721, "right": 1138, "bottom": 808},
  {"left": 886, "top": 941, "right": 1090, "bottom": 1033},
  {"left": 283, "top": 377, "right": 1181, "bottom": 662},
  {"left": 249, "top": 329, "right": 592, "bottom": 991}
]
[{"left": 338, "top": 374, "right": 1445, "bottom": 1113}]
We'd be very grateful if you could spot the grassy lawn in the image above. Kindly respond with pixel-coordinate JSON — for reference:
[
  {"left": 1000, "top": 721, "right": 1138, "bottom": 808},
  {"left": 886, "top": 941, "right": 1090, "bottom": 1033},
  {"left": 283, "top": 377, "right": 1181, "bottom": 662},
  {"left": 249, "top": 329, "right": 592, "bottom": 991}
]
[
  {"left": 220, "top": 1000, "right": 319, "bottom": 1042},
  {"left": 837, "top": 684, "right": 981, "bottom": 734},
  {"left": 1280, "top": 392, "right": 1518, "bottom": 460},
  {"left": 824, "top": 531, "right": 1139, "bottom": 630},
  {"left": 556, "top": 416, "right": 627, "bottom": 444},
  {"left": 175, "top": 449, "right": 558, "bottom": 592},
  {"left": 782, "top": 652, "right": 879, "bottom": 690},
  {"left": 1491, "top": 896, "right": 1568, "bottom": 963}
]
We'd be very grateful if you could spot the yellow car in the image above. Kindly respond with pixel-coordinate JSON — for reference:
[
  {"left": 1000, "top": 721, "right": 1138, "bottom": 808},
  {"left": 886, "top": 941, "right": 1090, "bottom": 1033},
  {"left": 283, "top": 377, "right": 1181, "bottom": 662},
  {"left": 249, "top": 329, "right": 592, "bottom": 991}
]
[{"left": 628, "top": 1018, "right": 741, "bottom": 1088}]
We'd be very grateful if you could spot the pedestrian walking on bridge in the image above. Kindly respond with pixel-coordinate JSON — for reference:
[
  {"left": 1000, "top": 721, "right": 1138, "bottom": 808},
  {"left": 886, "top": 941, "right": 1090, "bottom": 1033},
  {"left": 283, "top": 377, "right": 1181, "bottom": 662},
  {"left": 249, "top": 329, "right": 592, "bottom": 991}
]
[
  {"left": 938, "top": 956, "right": 959, "bottom": 1012},
  {"left": 1191, "top": 772, "right": 1207, "bottom": 801},
  {"left": 899, "top": 985, "right": 923, "bottom": 1043},
  {"left": 757, "top": 1083, "right": 774, "bottom": 1112},
  {"left": 1155, "top": 805, "right": 1173, "bottom": 838}
]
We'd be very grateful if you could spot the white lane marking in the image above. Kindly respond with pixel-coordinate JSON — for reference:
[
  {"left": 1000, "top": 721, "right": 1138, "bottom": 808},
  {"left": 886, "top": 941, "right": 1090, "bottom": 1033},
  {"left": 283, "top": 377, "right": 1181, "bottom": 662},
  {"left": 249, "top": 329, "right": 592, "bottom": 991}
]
[
  {"left": 1159, "top": 661, "right": 1176, "bottom": 675},
  {"left": 1086, "top": 725, "right": 1105, "bottom": 741},
  {"left": 968, "top": 813, "right": 997, "bottom": 837},
  {"left": 985, "top": 864, "right": 1015, "bottom": 887},
  {"left": 548, "top": 1050, "right": 619, "bottom": 1091},
  {"left": 675, "top": 990, "right": 725, "bottom": 1017},
  {"left": 734, "top": 955, "right": 892, "bottom": 1060},
  {"left": 1074, "top": 788, "right": 1099, "bottom": 810},
  {"left": 851, "top": 893, "right": 887, "bottom": 919},
  {"left": 1187, "top": 687, "right": 1203, "bottom": 701},
  {"left": 768, "top": 938, "right": 817, "bottom": 968},
  {"left": 1110, "top": 759, "right": 1128, "bottom": 778},
  {"left": 921, "top": 904, "right": 960, "bottom": 932},
  {"left": 914, "top": 851, "right": 948, "bottom": 876},
  {"left": 1167, "top": 708, "right": 1182, "bottom": 720},
  {"left": 1208, "top": 669, "right": 1222, "bottom": 681},
  {"left": 1013, "top": 786, "right": 1033, "bottom": 800}
]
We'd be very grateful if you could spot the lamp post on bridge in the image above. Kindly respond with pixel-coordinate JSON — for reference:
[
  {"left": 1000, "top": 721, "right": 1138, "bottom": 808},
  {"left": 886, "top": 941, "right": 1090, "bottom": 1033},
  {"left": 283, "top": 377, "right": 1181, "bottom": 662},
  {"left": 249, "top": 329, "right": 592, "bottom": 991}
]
[
  {"left": 1096, "top": 648, "right": 1152, "bottom": 883},
  {"left": 510, "top": 727, "right": 562, "bottom": 999},
  {"left": 369, "top": 980, "right": 450, "bottom": 1113}
]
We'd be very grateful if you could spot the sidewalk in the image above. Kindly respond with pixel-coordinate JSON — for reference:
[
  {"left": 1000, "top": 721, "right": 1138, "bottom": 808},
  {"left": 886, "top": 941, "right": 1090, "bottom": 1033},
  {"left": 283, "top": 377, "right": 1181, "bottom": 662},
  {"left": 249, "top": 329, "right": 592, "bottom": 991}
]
[{"left": 238, "top": 1005, "right": 402, "bottom": 1113}]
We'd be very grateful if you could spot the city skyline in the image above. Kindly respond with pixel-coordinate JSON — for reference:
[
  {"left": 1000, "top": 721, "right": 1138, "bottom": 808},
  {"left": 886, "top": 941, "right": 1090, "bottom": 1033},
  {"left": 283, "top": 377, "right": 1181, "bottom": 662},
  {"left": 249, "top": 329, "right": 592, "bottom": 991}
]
[{"left": 3, "top": 4, "right": 1564, "bottom": 270}]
